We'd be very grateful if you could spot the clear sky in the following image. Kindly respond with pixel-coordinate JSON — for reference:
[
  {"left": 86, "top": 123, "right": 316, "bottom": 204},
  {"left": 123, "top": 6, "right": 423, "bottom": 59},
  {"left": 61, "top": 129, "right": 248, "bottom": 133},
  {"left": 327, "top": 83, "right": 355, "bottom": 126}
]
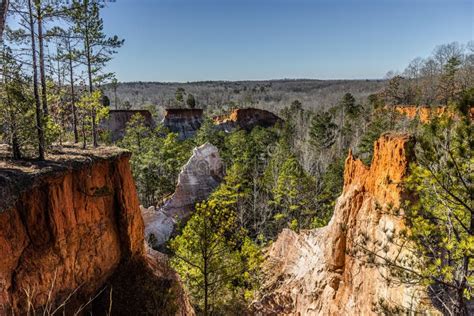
[{"left": 101, "top": 0, "right": 473, "bottom": 82}]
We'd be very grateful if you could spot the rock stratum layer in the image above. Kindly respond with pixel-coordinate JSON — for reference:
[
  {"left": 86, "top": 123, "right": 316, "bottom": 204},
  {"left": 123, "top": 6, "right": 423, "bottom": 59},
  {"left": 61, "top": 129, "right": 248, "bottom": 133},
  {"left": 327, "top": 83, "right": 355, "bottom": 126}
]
[
  {"left": 253, "top": 133, "right": 436, "bottom": 315},
  {"left": 143, "top": 143, "right": 224, "bottom": 248},
  {"left": 163, "top": 108, "right": 204, "bottom": 140},
  {"left": 100, "top": 109, "right": 155, "bottom": 142},
  {"left": 0, "top": 148, "right": 193, "bottom": 315},
  {"left": 393, "top": 105, "right": 474, "bottom": 123},
  {"left": 213, "top": 108, "right": 281, "bottom": 132}
]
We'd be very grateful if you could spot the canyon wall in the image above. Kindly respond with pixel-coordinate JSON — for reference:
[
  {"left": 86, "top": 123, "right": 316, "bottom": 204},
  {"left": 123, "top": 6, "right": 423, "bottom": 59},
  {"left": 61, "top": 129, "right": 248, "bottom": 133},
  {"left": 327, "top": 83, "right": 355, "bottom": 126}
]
[
  {"left": 143, "top": 143, "right": 224, "bottom": 248},
  {"left": 213, "top": 108, "right": 282, "bottom": 132},
  {"left": 393, "top": 105, "right": 474, "bottom": 123},
  {"left": 162, "top": 108, "right": 204, "bottom": 140},
  {"left": 0, "top": 148, "right": 193, "bottom": 315},
  {"left": 161, "top": 107, "right": 281, "bottom": 139},
  {"left": 100, "top": 109, "right": 155, "bottom": 142},
  {"left": 253, "top": 134, "right": 437, "bottom": 315}
]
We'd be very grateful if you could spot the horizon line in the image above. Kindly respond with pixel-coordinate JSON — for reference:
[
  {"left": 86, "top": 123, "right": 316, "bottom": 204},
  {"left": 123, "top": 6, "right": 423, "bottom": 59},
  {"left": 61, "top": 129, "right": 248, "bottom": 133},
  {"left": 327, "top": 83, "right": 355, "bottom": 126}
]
[{"left": 113, "top": 78, "right": 387, "bottom": 84}]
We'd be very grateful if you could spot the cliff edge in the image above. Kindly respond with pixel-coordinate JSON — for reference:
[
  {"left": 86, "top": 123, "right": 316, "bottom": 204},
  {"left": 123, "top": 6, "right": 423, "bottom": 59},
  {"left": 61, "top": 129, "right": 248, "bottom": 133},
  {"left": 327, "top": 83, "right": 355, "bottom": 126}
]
[{"left": 0, "top": 146, "right": 193, "bottom": 315}]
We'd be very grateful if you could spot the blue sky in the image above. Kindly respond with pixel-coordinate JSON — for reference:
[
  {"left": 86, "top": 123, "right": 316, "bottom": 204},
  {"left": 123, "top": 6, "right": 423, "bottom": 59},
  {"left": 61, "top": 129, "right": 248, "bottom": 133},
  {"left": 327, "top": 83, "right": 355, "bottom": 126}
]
[{"left": 101, "top": 0, "right": 473, "bottom": 82}]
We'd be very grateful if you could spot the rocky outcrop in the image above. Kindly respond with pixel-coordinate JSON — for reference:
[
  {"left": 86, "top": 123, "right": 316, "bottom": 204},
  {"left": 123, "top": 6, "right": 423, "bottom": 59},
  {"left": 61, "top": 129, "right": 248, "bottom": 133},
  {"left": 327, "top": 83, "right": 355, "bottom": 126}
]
[
  {"left": 100, "top": 109, "right": 155, "bottom": 142},
  {"left": 0, "top": 147, "right": 193, "bottom": 315},
  {"left": 143, "top": 143, "right": 224, "bottom": 248},
  {"left": 253, "top": 134, "right": 436, "bottom": 315},
  {"left": 162, "top": 109, "right": 203, "bottom": 140},
  {"left": 162, "top": 108, "right": 282, "bottom": 139},
  {"left": 213, "top": 108, "right": 282, "bottom": 132},
  {"left": 393, "top": 106, "right": 447, "bottom": 123},
  {"left": 393, "top": 105, "right": 474, "bottom": 123}
]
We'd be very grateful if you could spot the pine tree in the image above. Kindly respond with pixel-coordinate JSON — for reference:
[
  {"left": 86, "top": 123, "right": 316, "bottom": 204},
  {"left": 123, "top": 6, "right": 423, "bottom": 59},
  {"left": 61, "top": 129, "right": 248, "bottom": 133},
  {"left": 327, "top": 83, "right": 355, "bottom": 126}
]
[
  {"left": 271, "top": 156, "right": 315, "bottom": 231},
  {"left": 76, "top": 90, "right": 108, "bottom": 148},
  {"left": 402, "top": 107, "right": 473, "bottom": 315},
  {"left": 186, "top": 93, "right": 196, "bottom": 108},
  {"left": 0, "top": 48, "right": 35, "bottom": 159},
  {"left": 438, "top": 57, "right": 462, "bottom": 105},
  {"left": 170, "top": 201, "right": 242, "bottom": 316},
  {"left": 309, "top": 111, "right": 337, "bottom": 151},
  {"left": 70, "top": 0, "right": 123, "bottom": 147}
]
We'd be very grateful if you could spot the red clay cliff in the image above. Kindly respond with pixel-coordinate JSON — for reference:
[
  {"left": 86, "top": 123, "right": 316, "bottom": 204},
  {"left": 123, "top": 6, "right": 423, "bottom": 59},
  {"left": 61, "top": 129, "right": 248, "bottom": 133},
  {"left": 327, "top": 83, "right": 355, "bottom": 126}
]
[{"left": 0, "top": 147, "right": 193, "bottom": 315}]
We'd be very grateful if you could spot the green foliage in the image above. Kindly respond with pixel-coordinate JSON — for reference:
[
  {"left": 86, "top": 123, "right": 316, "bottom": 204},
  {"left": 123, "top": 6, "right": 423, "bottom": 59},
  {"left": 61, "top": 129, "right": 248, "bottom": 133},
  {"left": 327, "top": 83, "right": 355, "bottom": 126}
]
[
  {"left": 403, "top": 108, "right": 473, "bottom": 315},
  {"left": 438, "top": 57, "right": 462, "bottom": 105},
  {"left": 43, "top": 116, "right": 62, "bottom": 147},
  {"left": 368, "top": 93, "right": 385, "bottom": 109},
  {"left": 76, "top": 90, "right": 109, "bottom": 147},
  {"left": 175, "top": 87, "right": 185, "bottom": 103},
  {"left": 309, "top": 111, "right": 337, "bottom": 150},
  {"left": 187, "top": 93, "right": 196, "bottom": 108},
  {"left": 312, "top": 157, "right": 344, "bottom": 227},
  {"left": 341, "top": 92, "right": 360, "bottom": 118},
  {"left": 170, "top": 201, "right": 244, "bottom": 315},
  {"left": 70, "top": 0, "right": 124, "bottom": 87},
  {"left": 0, "top": 51, "right": 36, "bottom": 158},
  {"left": 271, "top": 156, "right": 316, "bottom": 232},
  {"left": 194, "top": 117, "right": 227, "bottom": 149},
  {"left": 357, "top": 110, "right": 392, "bottom": 164},
  {"left": 120, "top": 114, "right": 193, "bottom": 206}
]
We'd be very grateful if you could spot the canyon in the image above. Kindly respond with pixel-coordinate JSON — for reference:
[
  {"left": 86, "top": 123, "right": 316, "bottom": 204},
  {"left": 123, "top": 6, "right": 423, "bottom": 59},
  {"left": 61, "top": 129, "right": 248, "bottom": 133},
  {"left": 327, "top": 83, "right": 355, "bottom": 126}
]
[{"left": 0, "top": 133, "right": 444, "bottom": 315}]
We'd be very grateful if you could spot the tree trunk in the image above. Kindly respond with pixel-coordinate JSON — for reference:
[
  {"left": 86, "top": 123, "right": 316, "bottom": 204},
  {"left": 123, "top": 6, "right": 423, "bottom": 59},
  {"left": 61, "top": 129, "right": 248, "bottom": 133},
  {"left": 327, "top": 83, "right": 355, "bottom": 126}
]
[
  {"left": 6, "top": 84, "right": 21, "bottom": 159},
  {"left": 35, "top": 0, "right": 48, "bottom": 116},
  {"left": 204, "top": 257, "right": 208, "bottom": 316},
  {"left": 69, "top": 53, "right": 78, "bottom": 143},
  {"left": 339, "top": 103, "right": 345, "bottom": 155},
  {"left": 27, "top": 0, "right": 45, "bottom": 160},
  {"left": 0, "top": 0, "right": 8, "bottom": 41},
  {"left": 82, "top": 120, "right": 86, "bottom": 149},
  {"left": 83, "top": 0, "right": 98, "bottom": 147},
  {"left": 203, "top": 210, "right": 209, "bottom": 316},
  {"left": 114, "top": 87, "right": 117, "bottom": 110}
]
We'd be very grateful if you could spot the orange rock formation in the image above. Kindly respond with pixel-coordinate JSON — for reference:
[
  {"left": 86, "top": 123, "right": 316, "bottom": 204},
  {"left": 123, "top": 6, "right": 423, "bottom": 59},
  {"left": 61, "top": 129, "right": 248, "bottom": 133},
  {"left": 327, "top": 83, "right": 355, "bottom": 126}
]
[
  {"left": 213, "top": 108, "right": 281, "bottom": 131},
  {"left": 0, "top": 149, "right": 193, "bottom": 314},
  {"left": 394, "top": 106, "right": 447, "bottom": 123},
  {"left": 253, "top": 134, "right": 436, "bottom": 315},
  {"left": 393, "top": 105, "right": 474, "bottom": 123}
]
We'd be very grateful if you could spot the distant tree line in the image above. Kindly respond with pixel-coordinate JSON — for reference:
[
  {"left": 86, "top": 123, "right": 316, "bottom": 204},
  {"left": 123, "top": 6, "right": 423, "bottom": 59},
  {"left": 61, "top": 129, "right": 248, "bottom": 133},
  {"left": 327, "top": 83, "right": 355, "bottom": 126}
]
[{"left": 371, "top": 41, "right": 473, "bottom": 107}]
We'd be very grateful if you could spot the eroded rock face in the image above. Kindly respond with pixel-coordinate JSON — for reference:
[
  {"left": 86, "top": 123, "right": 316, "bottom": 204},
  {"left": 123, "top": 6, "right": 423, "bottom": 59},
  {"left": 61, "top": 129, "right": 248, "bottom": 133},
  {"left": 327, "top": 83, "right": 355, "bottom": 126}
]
[
  {"left": 394, "top": 106, "right": 447, "bottom": 123},
  {"left": 100, "top": 109, "right": 155, "bottom": 142},
  {"left": 0, "top": 150, "right": 193, "bottom": 315},
  {"left": 393, "top": 105, "right": 474, "bottom": 123},
  {"left": 162, "top": 109, "right": 203, "bottom": 140},
  {"left": 143, "top": 143, "right": 224, "bottom": 248},
  {"left": 252, "top": 134, "right": 436, "bottom": 315},
  {"left": 213, "top": 108, "right": 281, "bottom": 132}
]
